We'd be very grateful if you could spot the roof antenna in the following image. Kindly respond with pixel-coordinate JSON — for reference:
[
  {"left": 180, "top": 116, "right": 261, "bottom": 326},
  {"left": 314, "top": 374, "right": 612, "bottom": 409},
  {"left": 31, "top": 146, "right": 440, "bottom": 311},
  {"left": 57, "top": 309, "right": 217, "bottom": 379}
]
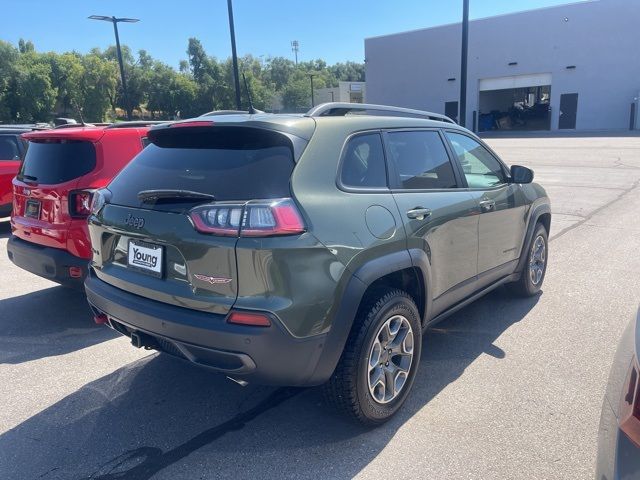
[{"left": 242, "top": 73, "right": 262, "bottom": 115}]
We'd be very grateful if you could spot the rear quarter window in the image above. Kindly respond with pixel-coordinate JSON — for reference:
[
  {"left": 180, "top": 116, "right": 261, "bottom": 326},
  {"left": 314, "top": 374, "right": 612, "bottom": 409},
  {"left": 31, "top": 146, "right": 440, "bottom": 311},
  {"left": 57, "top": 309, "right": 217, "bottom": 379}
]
[
  {"left": 340, "top": 133, "right": 387, "bottom": 189},
  {"left": 19, "top": 140, "right": 96, "bottom": 184}
]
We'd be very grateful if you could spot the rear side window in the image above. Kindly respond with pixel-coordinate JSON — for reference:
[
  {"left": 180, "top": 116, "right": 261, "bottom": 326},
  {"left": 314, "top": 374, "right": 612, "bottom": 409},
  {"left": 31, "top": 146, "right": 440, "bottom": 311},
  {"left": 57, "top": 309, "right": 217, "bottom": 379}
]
[
  {"left": 340, "top": 133, "right": 387, "bottom": 189},
  {"left": 387, "top": 131, "right": 457, "bottom": 189},
  {"left": 18, "top": 140, "right": 96, "bottom": 184},
  {"left": 0, "top": 136, "right": 20, "bottom": 161},
  {"left": 108, "top": 127, "right": 296, "bottom": 209}
]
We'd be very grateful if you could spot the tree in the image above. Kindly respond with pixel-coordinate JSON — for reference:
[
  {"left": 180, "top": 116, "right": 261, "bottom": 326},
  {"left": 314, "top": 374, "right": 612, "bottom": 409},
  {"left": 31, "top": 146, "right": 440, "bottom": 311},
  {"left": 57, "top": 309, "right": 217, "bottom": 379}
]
[
  {"left": 330, "top": 61, "right": 365, "bottom": 82},
  {"left": 0, "top": 38, "right": 366, "bottom": 122},
  {"left": 14, "top": 59, "right": 57, "bottom": 122},
  {"left": 45, "top": 52, "right": 84, "bottom": 117},
  {"left": 80, "top": 54, "right": 118, "bottom": 122},
  {"left": 18, "top": 39, "right": 35, "bottom": 54},
  {"left": 0, "top": 41, "right": 19, "bottom": 121}
]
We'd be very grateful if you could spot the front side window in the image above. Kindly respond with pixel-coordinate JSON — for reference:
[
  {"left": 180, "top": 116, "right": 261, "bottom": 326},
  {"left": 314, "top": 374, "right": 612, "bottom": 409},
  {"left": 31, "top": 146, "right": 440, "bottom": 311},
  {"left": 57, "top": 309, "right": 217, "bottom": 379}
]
[
  {"left": 340, "top": 133, "right": 387, "bottom": 189},
  {"left": 387, "top": 130, "right": 457, "bottom": 189},
  {"left": 446, "top": 132, "right": 507, "bottom": 188}
]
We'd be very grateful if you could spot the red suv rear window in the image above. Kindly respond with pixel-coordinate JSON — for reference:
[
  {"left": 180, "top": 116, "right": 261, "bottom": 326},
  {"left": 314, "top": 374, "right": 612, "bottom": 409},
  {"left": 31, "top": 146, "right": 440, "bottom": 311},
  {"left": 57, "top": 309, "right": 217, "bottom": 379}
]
[{"left": 18, "top": 140, "right": 96, "bottom": 184}]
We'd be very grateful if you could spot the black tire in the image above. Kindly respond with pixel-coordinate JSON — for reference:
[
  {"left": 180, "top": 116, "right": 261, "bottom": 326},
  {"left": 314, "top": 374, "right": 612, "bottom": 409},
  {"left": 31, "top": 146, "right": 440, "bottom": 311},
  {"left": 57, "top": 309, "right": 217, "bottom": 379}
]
[
  {"left": 323, "top": 288, "right": 422, "bottom": 425},
  {"left": 507, "top": 222, "right": 548, "bottom": 297}
]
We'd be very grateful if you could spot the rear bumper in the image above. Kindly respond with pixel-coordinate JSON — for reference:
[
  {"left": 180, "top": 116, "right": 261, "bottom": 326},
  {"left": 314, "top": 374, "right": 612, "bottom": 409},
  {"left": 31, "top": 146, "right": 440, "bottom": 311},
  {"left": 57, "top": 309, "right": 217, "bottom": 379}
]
[
  {"left": 7, "top": 236, "right": 87, "bottom": 287},
  {"left": 84, "top": 270, "right": 328, "bottom": 386}
]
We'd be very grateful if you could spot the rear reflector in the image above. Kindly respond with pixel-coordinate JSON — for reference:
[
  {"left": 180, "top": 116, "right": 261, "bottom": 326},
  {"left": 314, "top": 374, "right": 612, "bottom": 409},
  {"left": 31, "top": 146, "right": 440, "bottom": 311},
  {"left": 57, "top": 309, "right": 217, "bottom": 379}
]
[
  {"left": 227, "top": 311, "right": 271, "bottom": 327},
  {"left": 94, "top": 313, "right": 108, "bottom": 325},
  {"left": 69, "top": 266, "right": 83, "bottom": 278}
]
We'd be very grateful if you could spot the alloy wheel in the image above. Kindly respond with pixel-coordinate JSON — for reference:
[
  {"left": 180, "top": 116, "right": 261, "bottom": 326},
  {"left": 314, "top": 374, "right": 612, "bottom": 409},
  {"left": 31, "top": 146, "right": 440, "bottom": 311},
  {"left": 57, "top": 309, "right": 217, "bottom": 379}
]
[{"left": 367, "top": 315, "right": 414, "bottom": 404}]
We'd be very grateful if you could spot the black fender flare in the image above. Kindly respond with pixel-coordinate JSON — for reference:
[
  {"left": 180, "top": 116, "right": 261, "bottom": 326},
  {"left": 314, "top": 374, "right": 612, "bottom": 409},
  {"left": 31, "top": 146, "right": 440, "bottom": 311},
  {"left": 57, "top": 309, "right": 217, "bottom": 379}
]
[
  {"left": 515, "top": 202, "right": 551, "bottom": 274},
  {"left": 304, "top": 249, "right": 432, "bottom": 385}
]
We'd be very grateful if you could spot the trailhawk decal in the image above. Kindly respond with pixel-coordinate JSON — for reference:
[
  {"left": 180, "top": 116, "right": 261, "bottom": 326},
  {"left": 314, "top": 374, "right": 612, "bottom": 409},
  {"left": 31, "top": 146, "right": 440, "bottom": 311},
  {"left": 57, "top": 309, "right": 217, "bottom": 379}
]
[{"left": 193, "top": 274, "right": 232, "bottom": 285}]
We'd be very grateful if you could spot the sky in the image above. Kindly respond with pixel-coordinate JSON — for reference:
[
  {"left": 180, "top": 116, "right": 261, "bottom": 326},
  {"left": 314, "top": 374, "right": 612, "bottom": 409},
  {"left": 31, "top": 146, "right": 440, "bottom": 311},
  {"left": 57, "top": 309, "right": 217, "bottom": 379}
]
[{"left": 2, "top": 0, "right": 586, "bottom": 67}]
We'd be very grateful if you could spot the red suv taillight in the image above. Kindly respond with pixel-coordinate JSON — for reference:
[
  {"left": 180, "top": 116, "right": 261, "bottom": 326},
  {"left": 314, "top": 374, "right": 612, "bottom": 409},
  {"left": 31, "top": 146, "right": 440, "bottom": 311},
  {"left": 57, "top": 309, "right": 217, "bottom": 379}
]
[
  {"left": 620, "top": 358, "right": 640, "bottom": 448},
  {"left": 69, "top": 190, "right": 94, "bottom": 218},
  {"left": 189, "top": 198, "right": 305, "bottom": 237}
]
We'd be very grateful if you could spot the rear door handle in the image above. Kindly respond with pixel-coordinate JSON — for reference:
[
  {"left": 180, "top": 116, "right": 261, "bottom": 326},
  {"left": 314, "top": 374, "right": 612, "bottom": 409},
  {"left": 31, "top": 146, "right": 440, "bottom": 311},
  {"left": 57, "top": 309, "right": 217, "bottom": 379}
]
[
  {"left": 406, "top": 207, "right": 432, "bottom": 220},
  {"left": 479, "top": 200, "right": 496, "bottom": 212}
]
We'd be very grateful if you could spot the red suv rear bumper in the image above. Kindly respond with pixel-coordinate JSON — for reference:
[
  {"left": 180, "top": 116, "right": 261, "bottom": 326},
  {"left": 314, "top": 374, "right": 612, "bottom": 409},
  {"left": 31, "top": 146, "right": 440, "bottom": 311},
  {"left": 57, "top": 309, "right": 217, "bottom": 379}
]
[{"left": 7, "top": 236, "right": 88, "bottom": 288}]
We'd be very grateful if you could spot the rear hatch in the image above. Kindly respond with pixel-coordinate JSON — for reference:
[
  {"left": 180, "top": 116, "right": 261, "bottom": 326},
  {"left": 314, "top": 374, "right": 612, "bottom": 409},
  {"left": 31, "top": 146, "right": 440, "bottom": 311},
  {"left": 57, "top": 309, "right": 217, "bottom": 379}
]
[
  {"left": 89, "top": 123, "right": 307, "bottom": 314},
  {"left": 12, "top": 137, "right": 99, "bottom": 249}
]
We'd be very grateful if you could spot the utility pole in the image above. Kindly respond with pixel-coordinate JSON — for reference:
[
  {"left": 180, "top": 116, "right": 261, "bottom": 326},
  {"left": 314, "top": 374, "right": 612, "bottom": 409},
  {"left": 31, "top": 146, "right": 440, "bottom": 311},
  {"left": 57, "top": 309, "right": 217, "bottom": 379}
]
[
  {"left": 291, "top": 40, "right": 299, "bottom": 65},
  {"left": 308, "top": 73, "right": 316, "bottom": 107},
  {"left": 88, "top": 15, "right": 139, "bottom": 120},
  {"left": 227, "top": 0, "right": 242, "bottom": 110},
  {"left": 459, "top": 0, "right": 469, "bottom": 127}
]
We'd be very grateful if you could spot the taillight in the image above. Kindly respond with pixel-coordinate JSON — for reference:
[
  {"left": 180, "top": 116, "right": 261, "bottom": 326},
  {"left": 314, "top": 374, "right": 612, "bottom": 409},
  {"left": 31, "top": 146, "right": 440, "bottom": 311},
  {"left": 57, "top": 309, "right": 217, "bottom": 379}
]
[
  {"left": 620, "top": 358, "right": 640, "bottom": 448},
  {"left": 69, "top": 190, "right": 95, "bottom": 217},
  {"left": 227, "top": 310, "right": 271, "bottom": 327},
  {"left": 189, "top": 198, "right": 305, "bottom": 237},
  {"left": 90, "top": 188, "right": 111, "bottom": 215}
]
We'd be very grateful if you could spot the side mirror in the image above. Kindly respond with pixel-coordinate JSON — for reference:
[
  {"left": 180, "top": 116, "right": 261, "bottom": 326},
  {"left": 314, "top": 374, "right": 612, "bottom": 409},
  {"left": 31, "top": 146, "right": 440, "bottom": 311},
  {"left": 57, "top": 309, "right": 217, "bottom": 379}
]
[{"left": 510, "top": 165, "right": 534, "bottom": 184}]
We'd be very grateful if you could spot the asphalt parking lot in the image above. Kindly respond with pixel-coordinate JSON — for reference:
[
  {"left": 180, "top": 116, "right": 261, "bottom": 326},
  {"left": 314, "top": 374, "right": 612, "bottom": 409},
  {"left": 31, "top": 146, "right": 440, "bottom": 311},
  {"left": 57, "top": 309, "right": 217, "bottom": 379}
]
[{"left": 1, "top": 134, "right": 640, "bottom": 480}]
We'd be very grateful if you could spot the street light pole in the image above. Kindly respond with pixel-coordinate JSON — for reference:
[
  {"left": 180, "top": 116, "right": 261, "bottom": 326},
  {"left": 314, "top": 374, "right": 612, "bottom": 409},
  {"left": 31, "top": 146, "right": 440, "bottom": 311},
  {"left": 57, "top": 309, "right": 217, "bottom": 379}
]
[
  {"left": 88, "top": 15, "right": 139, "bottom": 121},
  {"left": 308, "top": 74, "right": 316, "bottom": 107},
  {"left": 111, "top": 20, "right": 130, "bottom": 120},
  {"left": 459, "top": 0, "right": 469, "bottom": 127},
  {"left": 227, "top": 0, "right": 242, "bottom": 110}
]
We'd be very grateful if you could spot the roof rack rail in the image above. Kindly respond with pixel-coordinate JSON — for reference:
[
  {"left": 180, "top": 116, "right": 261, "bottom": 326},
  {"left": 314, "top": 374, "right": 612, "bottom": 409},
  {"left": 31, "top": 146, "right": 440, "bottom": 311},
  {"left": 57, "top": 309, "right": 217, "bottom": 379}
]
[
  {"left": 199, "top": 110, "right": 251, "bottom": 117},
  {"left": 0, "top": 123, "right": 50, "bottom": 130},
  {"left": 105, "top": 121, "right": 171, "bottom": 129},
  {"left": 53, "top": 123, "right": 99, "bottom": 129},
  {"left": 305, "top": 102, "right": 456, "bottom": 124}
]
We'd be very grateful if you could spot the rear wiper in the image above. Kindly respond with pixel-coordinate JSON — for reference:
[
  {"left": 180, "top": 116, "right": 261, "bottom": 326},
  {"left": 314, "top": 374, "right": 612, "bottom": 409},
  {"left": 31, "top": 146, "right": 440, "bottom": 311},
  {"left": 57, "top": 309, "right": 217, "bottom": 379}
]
[
  {"left": 137, "top": 189, "right": 216, "bottom": 203},
  {"left": 20, "top": 174, "right": 37, "bottom": 182}
]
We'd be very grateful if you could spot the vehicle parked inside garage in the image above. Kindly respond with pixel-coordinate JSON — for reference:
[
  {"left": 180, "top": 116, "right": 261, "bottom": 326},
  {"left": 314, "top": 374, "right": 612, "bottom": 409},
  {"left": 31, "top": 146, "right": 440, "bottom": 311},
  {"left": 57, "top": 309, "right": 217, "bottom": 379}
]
[
  {"left": 7, "top": 122, "right": 162, "bottom": 287},
  {"left": 597, "top": 308, "right": 640, "bottom": 479},
  {"left": 84, "top": 103, "right": 551, "bottom": 424},
  {"left": 0, "top": 126, "right": 45, "bottom": 218}
]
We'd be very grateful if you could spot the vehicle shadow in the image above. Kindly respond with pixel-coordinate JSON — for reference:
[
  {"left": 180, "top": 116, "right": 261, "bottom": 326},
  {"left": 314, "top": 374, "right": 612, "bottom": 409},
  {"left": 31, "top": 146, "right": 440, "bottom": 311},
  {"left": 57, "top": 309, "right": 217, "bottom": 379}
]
[
  {"left": 0, "top": 287, "right": 540, "bottom": 480},
  {"left": 0, "top": 286, "right": 118, "bottom": 364}
]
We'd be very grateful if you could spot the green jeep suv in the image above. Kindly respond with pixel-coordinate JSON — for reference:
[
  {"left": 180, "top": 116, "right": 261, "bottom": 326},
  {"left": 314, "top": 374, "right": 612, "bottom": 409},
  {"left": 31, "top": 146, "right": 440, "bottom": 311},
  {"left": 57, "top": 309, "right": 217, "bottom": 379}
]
[{"left": 85, "top": 103, "right": 551, "bottom": 424}]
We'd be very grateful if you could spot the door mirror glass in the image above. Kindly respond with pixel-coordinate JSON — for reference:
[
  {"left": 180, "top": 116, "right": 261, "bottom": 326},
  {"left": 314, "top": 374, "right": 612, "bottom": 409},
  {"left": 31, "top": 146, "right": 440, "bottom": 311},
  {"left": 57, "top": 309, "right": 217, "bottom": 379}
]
[{"left": 510, "top": 165, "right": 534, "bottom": 184}]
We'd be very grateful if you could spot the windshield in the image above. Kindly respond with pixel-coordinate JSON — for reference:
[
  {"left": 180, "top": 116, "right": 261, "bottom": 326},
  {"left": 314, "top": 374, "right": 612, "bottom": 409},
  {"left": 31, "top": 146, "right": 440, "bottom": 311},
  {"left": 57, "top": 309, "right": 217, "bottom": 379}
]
[
  {"left": 18, "top": 140, "right": 96, "bottom": 184},
  {"left": 107, "top": 128, "right": 295, "bottom": 211}
]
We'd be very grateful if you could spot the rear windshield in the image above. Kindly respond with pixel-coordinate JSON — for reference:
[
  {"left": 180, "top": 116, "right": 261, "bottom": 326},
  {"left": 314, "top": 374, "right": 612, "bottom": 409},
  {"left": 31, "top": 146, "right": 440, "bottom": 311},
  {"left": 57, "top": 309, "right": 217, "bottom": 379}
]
[
  {"left": 19, "top": 140, "right": 96, "bottom": 184},
  {"left": 108, "top": 127, "right": 295, "bottom": 210}
]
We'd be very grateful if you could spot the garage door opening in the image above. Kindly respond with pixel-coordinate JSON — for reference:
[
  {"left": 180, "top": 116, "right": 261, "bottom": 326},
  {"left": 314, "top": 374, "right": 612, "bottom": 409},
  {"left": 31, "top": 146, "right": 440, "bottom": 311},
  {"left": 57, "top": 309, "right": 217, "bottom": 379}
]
[{"left": 478, "top": 85, "right": 551, "bottom": 132}]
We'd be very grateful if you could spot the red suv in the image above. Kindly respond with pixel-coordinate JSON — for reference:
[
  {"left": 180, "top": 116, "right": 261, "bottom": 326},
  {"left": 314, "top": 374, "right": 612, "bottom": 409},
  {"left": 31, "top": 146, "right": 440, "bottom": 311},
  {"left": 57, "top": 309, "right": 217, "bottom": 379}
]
[
  {"left": 0, "top": 127, "right": 38, "bottom": 217},
  {"left": 7, "top": 122, "right": 158, "bottom": 287}
]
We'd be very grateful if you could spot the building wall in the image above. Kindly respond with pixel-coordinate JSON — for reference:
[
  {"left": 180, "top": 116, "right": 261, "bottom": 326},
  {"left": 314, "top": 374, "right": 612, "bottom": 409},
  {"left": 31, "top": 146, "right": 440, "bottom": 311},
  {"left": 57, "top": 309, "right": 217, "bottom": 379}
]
[
  {"left": 314, "top": 82, "right": 366, "bottom": 105},
  {"left": 365, "top": 0, "right": 640, "bottom": 131}
]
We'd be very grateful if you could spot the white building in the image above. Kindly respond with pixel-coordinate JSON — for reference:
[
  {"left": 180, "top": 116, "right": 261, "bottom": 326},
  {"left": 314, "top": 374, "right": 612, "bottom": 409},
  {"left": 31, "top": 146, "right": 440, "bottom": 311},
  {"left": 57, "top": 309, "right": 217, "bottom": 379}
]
[
  {"left": 365, "top": 0, "right": 640, "bottom": 132},
  {"left": 314, "top": 81, "right": 366, "bottom": 105}
]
